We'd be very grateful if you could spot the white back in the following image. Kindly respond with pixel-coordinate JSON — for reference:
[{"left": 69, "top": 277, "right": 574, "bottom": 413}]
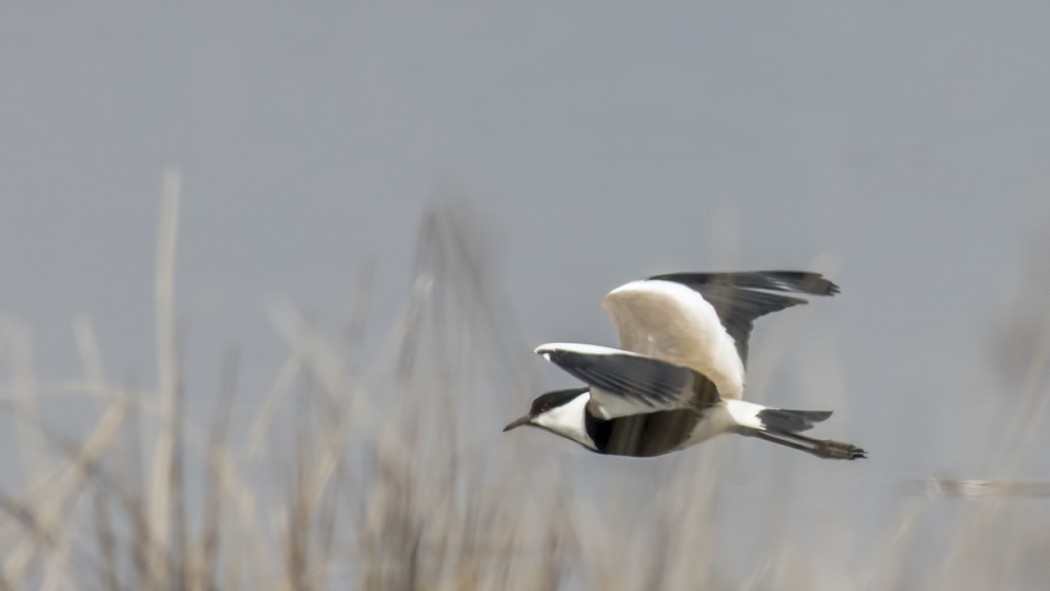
[{"left": 602, "top": 279, "right": 745, "bottom": 399}]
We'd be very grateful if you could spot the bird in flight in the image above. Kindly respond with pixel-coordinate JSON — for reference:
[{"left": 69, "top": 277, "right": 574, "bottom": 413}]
[{"left": 504, "top": 271, "right": 866, "bottom": 460}]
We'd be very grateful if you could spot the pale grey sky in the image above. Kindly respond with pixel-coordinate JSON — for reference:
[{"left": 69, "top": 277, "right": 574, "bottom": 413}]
[
  {"left": 2, "top": 3, "right": 1049, "bottom": 584},
  {"left": 4, "top": 3, "right": 1048, "bottom": 406}
]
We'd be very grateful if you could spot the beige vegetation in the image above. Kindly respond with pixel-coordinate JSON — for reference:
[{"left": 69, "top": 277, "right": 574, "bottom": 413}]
[{"left": 0, "top": 179, "right": 1048, "bottom": 589}]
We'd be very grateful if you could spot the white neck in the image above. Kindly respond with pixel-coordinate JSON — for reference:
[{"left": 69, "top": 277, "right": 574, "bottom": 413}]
[{"left": 533, "top": 390, "right": 596, "bottom": 450}]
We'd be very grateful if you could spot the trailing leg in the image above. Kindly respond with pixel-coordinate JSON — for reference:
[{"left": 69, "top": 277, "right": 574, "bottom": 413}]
[{"left": 752, "top": 429, "right": 867, "bottom": 460}]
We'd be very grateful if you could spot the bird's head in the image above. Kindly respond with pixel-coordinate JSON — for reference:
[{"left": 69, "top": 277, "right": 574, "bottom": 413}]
[{"left": 503, "top": 387, "right": 593, "bottom": 448}]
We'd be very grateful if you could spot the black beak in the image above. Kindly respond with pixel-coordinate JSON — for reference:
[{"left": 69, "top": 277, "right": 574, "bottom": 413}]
[{"left": 503, "top": 415, "right": 532, "bottom": 432}]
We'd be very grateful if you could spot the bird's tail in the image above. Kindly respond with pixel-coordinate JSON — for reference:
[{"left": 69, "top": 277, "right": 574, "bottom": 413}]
[{"left": 756, "top": 407, "right": 832, "bottom": 433}]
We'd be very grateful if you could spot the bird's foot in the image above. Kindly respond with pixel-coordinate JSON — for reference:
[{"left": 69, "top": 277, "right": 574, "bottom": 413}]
[{"left": 814, "top": 439, "right": 867, "bottom": 460}]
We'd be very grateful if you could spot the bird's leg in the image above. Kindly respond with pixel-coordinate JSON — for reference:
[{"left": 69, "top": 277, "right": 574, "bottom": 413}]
[
  {"left": 780, "top": 431, "right": 867, "bottom": 460},
  {"left": 751, "top": 431, "right": 816, "bottom": 454},
  {"left": 753, "top": 430, "right": 867, "bottom": 460}
]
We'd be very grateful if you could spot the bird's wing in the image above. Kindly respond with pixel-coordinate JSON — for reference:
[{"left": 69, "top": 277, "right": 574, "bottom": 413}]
[
  {"left": 535, "top": 343, "right": 721, "bottom": 420},
  {"left": 646, "top": 271, "right": 839, "bottom": 364},
  {"left": 601, "top": 279, "right": 747, "bottom": 398}
]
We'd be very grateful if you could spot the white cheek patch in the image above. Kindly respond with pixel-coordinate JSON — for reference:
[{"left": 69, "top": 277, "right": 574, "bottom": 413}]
[{"left": 533, "top": 391, "right": 595, "bottom": 450}]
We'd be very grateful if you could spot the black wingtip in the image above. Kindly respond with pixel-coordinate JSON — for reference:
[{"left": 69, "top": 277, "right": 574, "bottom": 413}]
[
  {"left": 758, "top": 271, "right": 840, "bottom": 297},
  {"left": 649, "top": 270, "right": 840, "bottom": 297}
]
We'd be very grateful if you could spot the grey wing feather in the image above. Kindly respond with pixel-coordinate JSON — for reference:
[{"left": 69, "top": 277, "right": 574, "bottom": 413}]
[
  {"left": 540, "top": 348, "right": 719, "bottom": 415},
  {"left": 648, "top": 271, "right": 839, "bottom": 363}
]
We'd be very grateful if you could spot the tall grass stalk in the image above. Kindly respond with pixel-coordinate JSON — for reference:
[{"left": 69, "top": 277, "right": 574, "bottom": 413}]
[{"left": 0, "top": 176, "right": 1048, "bottom": 589}]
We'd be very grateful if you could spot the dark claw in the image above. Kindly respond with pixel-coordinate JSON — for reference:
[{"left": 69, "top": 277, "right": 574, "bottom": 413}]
[{"left": 816, "top": 440, "right": 867, "bottom": 460}]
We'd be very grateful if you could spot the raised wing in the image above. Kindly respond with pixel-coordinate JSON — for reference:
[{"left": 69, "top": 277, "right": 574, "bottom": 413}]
[
  {"left": 601, "top": 279, "right": 746, "bottom": 398},
  {"left": 647, "top": 271, "right": 839, "bottom": 364},
  {"left": 535, "top": 343, "right": 721, "bottom": 420}
]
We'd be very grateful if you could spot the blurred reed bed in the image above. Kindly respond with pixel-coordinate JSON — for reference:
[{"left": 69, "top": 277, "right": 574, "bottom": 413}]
[{"left": 0, "top": 175, "right": 1048, "bottom": 589}]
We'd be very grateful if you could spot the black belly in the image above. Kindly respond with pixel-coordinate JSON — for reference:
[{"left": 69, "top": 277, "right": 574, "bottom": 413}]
[{"left": 586, "top": 409, "right": 702, "bottom": 458}]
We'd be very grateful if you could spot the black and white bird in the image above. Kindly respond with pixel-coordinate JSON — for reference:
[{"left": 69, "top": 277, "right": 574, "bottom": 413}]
[{"left": 504, "top": 271, "right": 866, "bottom": 460}]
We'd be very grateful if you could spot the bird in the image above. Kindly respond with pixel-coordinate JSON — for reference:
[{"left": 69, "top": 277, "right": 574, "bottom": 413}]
[{"left": 503, "top": 271, "right": 866, "bottom": 460}]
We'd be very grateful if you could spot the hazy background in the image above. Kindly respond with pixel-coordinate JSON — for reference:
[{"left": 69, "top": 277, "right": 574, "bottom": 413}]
[{"left": 2, "top": 3, "right": 1049, "bottom": 588}]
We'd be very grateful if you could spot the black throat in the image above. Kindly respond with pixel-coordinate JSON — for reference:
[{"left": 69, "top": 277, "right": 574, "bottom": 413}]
[{"left": 583, "top": 410, "right": 613, "bottom": 453}]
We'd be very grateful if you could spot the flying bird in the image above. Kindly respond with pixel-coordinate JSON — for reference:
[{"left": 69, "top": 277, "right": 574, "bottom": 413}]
[{"left": 504, "top": 271, "right": 866, "bottom": 460}]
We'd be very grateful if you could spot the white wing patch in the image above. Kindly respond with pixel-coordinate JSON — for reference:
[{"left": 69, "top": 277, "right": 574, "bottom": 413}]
[{"left": 602, "top": 280, "right": 745, "bottom": 399}]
